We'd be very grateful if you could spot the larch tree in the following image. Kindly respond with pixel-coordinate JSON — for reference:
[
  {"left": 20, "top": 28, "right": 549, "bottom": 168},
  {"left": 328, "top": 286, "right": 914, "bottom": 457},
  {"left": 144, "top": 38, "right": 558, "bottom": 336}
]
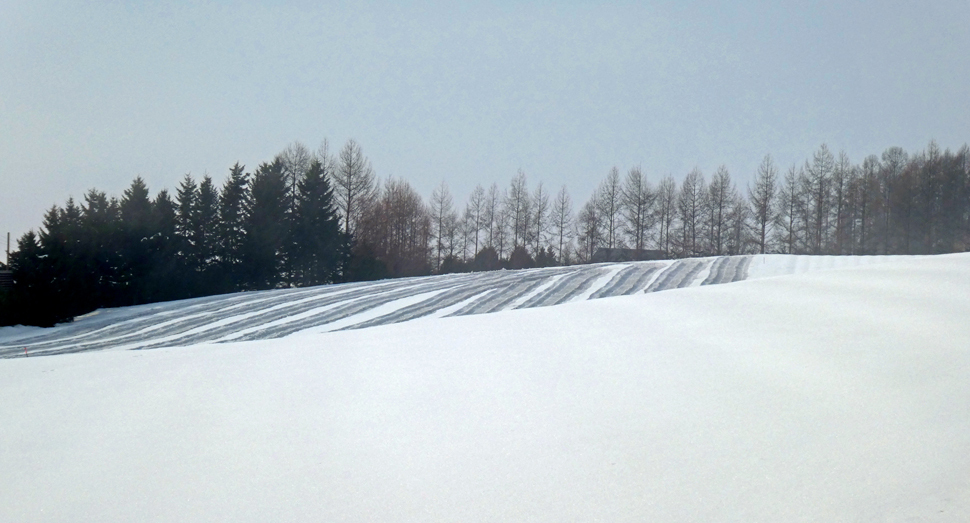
[
  {"left": 831, "top": 151, "right": 854, "bottom": 254},
  {"left": 748, "top": 154, "right": 778, "bottom": 254},
  {"left": 774, "top": 164, "right": 802, "bottom": 254},
  {"left": 597, "top": 167, "right": 623, "bottom": 249},
  {"left": 802, "top": 144, "right": 835, "bottom": 254},
  {"left": 504, "top": 171, "right": 532, "bottom": 248},
  {"left": 335, "top": 139, "right": 376, "bottom": 237},
  {"left": 705, "top": 165, "right": 735, "bottom": 255},
  {"left": 429, "top": 181, "right": 457, "bottom": 272},
  {"left": 655, "top": 175, "right": 678, "bottom": 256},
  {"left": 621, "top": 166, "right": 655, "bottom": 253},
  {"left": 531, "top": 182, "right": 550, "bottom": 256},
  {"left": 550, "top": 185, "right": 574, "bottom": 265},
  {"left": 576, "top": 194, "right": 601, "bottom": 263},
  {"left": 465, "top": 184, "right": 486, "bottom": 257},
  {"left": 278, "top": 141, "right": 313, "bottom": 210},
  {"left": 360, "top": 177, "right": 431, "bottom": 277},
  {"left": 877, "top": 146, "right": 909, "bottom": 253},
  {"left": 483, "top": 183, "right": 501, "bottom": 250},
  {"left": 676, "top": 168, "right": 704, "bottom": 256}
]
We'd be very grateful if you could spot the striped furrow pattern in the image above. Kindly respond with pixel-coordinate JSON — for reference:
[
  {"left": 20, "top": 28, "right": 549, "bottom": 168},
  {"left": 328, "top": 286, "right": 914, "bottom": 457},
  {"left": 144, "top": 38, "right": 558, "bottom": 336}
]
[{"left": 1, "top": 256, "right": 754, "bottom": 357}]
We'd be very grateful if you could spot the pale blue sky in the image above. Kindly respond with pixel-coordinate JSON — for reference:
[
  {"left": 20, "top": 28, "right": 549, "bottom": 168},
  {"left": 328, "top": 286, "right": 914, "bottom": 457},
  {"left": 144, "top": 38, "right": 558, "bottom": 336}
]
[{"left": 2, "top": 0, "right": 968, "bottom": 245}]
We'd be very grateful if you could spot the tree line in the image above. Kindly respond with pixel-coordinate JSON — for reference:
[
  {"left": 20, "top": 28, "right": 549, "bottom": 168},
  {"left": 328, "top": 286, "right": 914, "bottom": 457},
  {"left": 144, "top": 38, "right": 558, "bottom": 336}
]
[{"left": 1, "top": 139, "right": 968, "bottom": 327}]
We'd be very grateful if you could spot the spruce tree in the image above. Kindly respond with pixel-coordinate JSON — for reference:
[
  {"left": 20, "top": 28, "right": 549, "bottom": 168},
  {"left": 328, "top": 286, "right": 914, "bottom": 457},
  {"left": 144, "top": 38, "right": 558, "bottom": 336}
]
[
  {"left": 118, "top": 177, "right": 154, "bottom": 304},
  {"left": 175, "top": 174, "right": 198, "bottom": 266},
  {"left": 194, "top": 175, "right": 220, "bottom": 287},
  {"left": 292, "top": 159, "right": 343, "bottom": 286},
  {"left": 218, "top": 163, "right": 249, "bottom": 291},
  {"left": 243, "top": 159, "right": 288, "bottom": 290},
  {"left": 149, "top": 189, "right": 183, "bottom": 302}
]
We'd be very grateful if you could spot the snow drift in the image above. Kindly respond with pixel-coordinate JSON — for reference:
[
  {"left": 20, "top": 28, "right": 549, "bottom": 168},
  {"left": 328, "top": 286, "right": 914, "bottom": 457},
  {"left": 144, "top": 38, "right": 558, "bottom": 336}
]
[{"left": 2, "top": 253, "right": 969, "bottom": 522}]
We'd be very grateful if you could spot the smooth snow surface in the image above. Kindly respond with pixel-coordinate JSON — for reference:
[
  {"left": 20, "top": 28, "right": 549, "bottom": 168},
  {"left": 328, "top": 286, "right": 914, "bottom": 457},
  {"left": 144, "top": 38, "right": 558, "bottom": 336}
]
[
  {"left": 2, "top": 254, "right": 969, "bottom": 522},
  {"left": 0, "top": 254, "right": 914, "bottom": 356}
]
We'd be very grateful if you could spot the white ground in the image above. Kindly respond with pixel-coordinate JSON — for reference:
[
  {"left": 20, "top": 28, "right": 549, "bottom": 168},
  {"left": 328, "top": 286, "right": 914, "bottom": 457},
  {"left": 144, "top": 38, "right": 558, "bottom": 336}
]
[{"left": 2, "top": 254, "right": 969, "bottom": 522}]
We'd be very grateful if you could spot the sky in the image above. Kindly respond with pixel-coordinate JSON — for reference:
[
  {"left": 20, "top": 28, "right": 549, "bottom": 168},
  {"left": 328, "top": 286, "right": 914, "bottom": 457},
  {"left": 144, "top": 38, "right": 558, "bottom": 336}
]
[{"left": 2, "top": 0, "right": 968, "bottom": 250}]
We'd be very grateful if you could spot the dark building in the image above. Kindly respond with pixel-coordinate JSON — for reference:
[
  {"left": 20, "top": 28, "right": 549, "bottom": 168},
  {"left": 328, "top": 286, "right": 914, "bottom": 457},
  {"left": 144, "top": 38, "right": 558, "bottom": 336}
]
[{"left": 591, "top": 248, "right": 666, "bottom": 263}]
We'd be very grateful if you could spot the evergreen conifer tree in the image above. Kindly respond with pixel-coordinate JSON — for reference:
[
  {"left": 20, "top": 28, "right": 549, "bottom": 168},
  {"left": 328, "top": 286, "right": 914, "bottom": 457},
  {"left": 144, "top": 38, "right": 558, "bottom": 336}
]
[
  {"left": 291, "top": 159, "right": 344, "bottom": 286},
  {"left": 218, "top": 163, "right": 249, "bottom": 291},
  {"left": 243, "top": 159, "right": 289, "bottom": 289}
]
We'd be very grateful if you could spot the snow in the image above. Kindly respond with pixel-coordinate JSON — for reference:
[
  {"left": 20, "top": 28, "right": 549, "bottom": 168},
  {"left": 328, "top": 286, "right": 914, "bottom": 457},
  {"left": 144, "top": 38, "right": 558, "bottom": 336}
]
[
  {"left": 1, "top": 254, "right": 913, "bottom": 356},
  {"left": 569, "top": 263, "right": 627, "bottom": 301},
  {"left": 2, "top": 254, "right": 970, "bottom": 521}
]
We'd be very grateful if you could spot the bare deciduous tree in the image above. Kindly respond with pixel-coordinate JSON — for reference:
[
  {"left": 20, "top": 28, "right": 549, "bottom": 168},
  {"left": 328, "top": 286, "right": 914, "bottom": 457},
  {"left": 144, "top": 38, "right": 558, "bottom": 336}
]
[
  {"left": 278, "top": 141, "right": 313, "bottom": 209},
  {"left": 335, "top": 139, "right": 376, "bottom": 237},
  {"left": 597, "top": 167, "right": 623, "bottom": 249},
  {"left": 430, "top": 181, "right": 457, "bottom": 271},
  {"left": 676, "top": 168, "right": 704, "bottom": 256},
  {"left": 855, "top": 155, "right": 880, "bottom": 254},
  {"left": 655, "top": 175, "right": 677, "bottom": 256},
  {"left": 831, "top": 150, "right": 854, "bottom": 254},
  {"left": 531, "top": 182, "right": 550, "bottom": 256},
  {"left": 878, "top": 146, "right": 909, "bottom": 253},
  {"left": 550, "top": 185, "right": 574, "bottom": 265},
  {"left": 358, "top": 177, "right": 431, "bottom": 277},
  {"left": 726, "top": 195, "right": 750, "bottom": 255},
  {"left": 465, "top": 185, "right": 488, "bottom": 258},
  {"left": 748, "top": 154, "right": 778, "bottom": 254},
  {"left": 705, "top": 165, "right": 735, "bottom": 255},
  {"left": 483, "top": 183, "right": 501, "bottom": 249},
  {"left": 802, "top": 144, "right": 834, "bottom": 254},
  {"left": 575, "top": 194, "right": 601, "bottom": 263},
  {"left": 621, "top": 166, "right": 655, "bottom": 253},
  {"left": 774, "top": 164, "right": 803, "bottom": 254},
  {"left": 505, "top": 171, "right": 532, "bottom": 248}
]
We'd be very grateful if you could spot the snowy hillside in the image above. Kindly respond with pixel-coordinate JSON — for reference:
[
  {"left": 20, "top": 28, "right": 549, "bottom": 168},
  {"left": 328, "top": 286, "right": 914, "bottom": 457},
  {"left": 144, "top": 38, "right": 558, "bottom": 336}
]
[
  {"left": 0, "top": 254, "right": 907, "bottom": 357},
  {"left": 2, "top": 253, "right": 969, "bottom": 522}
]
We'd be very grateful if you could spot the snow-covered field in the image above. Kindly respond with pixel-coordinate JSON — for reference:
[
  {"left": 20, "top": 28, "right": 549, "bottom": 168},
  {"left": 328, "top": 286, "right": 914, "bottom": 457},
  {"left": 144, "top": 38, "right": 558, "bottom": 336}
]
[
  {"left": 0, "top": 254, "right": 906, "bottom": 357},
  {"left": 2, "top": 253, "right": 969, "bottom": 521}
]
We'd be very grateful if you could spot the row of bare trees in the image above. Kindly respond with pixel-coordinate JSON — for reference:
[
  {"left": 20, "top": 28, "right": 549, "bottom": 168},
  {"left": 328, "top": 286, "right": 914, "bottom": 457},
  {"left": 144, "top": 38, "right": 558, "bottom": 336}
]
[
  {"left": 569, "top": 142, "right": 969, "bottom": 260},
  {"left": 338, "top": 139, "right": 970, "bottom": 274}
]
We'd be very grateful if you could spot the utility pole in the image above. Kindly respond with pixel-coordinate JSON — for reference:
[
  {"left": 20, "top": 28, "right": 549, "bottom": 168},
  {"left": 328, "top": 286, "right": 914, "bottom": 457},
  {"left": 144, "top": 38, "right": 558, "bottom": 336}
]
[{"left": 0, "top": 233, "right": 11, "bottom": 291}]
